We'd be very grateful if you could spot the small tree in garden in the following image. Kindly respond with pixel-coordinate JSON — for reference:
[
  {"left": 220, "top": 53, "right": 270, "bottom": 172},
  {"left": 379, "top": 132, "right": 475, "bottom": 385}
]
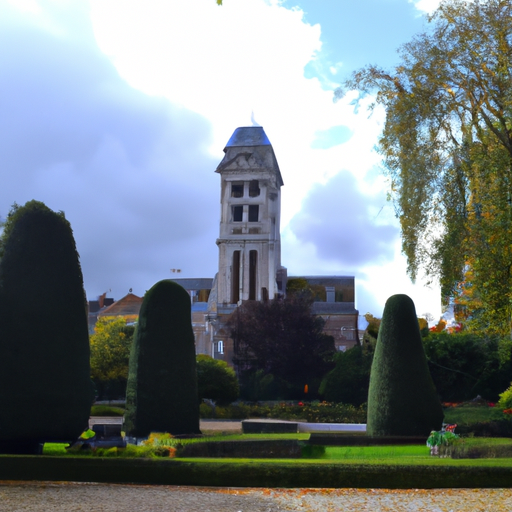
[
  {"left": 196, "top": 355, "right": 239, "bottom": 406},
  {"left": 229, "top": 294, "right": 335, "bottom": 399},
  {"left": 90, "top": 317, "right": 135, "bottom": 400},
  {"left": 367, "top": 294, "right": 443, "bottom": 437},
  {"left": 319, "top": 344, "right": 373, "bottom": 406},
  {"left": 124, "top": 280, "right": 200, "bottom": 437},
  {"left": 0, "top": 200, "right": 94, "bottom": 453}
]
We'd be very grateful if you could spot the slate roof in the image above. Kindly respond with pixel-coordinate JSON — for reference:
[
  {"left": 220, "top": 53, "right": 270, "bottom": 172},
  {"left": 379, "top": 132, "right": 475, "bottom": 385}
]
[
  {"left": 224, "top": 126, "right": 271, "bottom": 148},
  {"left": 311, "top": 302, "right": 358, "bottom": 315}
]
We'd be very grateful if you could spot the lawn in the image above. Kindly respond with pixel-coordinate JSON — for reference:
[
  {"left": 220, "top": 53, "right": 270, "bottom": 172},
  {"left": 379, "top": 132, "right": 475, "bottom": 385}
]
[
  {"left": 443, "top": 404, "right": 498, "bottom": 424},
  {"left": 14, "top": 432, "right": 512, "bottom": 488}
]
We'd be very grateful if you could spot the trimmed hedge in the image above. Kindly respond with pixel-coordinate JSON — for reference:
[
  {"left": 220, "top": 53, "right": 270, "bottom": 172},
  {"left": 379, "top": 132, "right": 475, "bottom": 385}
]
[
  {"left": 367, "top": 294, "right": 443, "bottom": 437},
  {"left": 0, "top": 201, "right": 94, "bottom": 452},
  {"left": 124, "top": 280, "right": 200, "bottom": 437},
  {"left": 1, "top": 456, "right": 512, "bottom": 488}
]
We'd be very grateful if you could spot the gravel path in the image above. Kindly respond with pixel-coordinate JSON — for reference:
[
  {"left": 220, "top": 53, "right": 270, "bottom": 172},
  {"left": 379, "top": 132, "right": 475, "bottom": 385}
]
[{"left": 1, "top": 482, "right": 512, "bottom": 511}]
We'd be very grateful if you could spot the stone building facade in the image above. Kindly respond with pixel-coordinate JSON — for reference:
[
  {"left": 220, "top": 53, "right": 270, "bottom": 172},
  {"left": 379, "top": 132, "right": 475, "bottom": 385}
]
[
  {"left": 173, "top": 125, "right": 359, "bottom": 363},
  {"left": 90, "top": 126, "right": 359, "bottom": 362}
]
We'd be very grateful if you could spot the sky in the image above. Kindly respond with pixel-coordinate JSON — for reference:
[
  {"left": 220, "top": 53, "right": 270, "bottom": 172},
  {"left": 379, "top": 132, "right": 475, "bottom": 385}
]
[{"left": 0, "top": 0, "right": 446, "bottom": 321}]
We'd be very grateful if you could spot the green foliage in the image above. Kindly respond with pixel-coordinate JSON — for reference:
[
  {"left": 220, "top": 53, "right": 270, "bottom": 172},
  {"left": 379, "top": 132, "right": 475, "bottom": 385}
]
[
  {"left": 90, "top": 316, "right": 135, "bottom": 399},
  {"left": 364, "top": 313, "right": 381, "bottom": 340},
  {"left": 447, "top": 437, "right": 512, "bottom": 459},
  {"left": 367, "top": 294, "right": 444, "bottom": 437},
  {"left": 319, "top": 345, "right": 373, "bottom": 406},
  {"left": 286, "top": 278, "right": 311, "bottom": 296},
  {"left": 4, "top": 455, "right": 512, "bottom": 488},
  {"left": 90, "top": 405, "right": 125, "bottom": 417},
  {"left": 423, "top": 332, "right": 512, "bottom": 402},
  {"left": 196, "top": 355, "right": 239, "bottom": 406},
  {"left": 442, "top": 403, "right": 512, "bottom": 437},
  {"left": 443, "top": 404, "right": 497, "bottom": 426},
  {"left": 0, "top": 200, "right": 94, "bottom": 451},
  {"left": 199, "top": 401, "right": 366, "bottom": 423},
  {"left": 238, "top": 369, "right": 280, "bottom": 402},
  {"left": 124, "top": 280, "right": 200, "bottom": 437},
  {"left": 426, "top": 430, "right": 459, "bottom": 449},
  {"left": 498, "top": 382, "right": 512, "bottom": 410},
  {"left": 229, "top": 295, "right": 336, "bottom": 399},
  {"left": 346, "top": 0, "right": 512, "bottom": 334}
]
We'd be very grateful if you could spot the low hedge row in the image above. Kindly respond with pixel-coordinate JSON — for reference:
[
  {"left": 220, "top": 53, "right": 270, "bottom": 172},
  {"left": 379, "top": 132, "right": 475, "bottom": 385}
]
[
  {"left": 200, "top": 402, "right": 367, "bottom": 423},
  {"left": 1, "top": 456, "right": 512, "bottom": 488}
]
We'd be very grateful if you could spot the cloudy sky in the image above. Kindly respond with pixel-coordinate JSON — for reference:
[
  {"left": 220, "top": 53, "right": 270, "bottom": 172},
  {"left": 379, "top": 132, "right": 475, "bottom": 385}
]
[{"left": 1, "top": 0, "right": 445, "bottom": 320}]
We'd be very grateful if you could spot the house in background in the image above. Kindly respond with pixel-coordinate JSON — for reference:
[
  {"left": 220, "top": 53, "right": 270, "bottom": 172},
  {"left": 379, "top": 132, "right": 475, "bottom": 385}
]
[
  {"left": 167, "top": 278, "right": 213, "bottom": 356},
  {"left": 293, "top": 276, "right": 359, "bottom": 352},
  {"left": 87, "top": 293, "right": 115, "bottom": 334},
  {"left": 88, "top": 292, "right": 142, "bottom": 334}
]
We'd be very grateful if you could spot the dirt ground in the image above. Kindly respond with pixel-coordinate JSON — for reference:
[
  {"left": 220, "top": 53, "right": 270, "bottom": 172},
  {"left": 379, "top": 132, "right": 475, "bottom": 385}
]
[{"left": 1, "top": 482, "right": 511, "bottom": 511}]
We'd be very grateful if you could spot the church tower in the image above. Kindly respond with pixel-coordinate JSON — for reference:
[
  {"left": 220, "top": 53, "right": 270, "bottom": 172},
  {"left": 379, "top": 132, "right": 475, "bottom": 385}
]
[{"left": 215, "top": 126, "right": 286, "bottom": 308}]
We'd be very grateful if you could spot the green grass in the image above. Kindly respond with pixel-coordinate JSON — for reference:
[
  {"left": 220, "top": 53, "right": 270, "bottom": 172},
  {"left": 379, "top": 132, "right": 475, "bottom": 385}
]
[
  {"left": 443, "top": 404, "right": 497, "bottom": 425},
  {"left": 90, "top": 405, "right": 124, "bottom": 416},
  {"left": 174, "top": 455, "right": 512, "bottom": 467},
  {"left": 43, "top": 443, "right": 69, "bottom": 455},
  {"left": 321, "top": 444, "right": 428, "bottom": 460},
  {"left": 13, "top": 436, "right": 512, "bottom": 489},
  {"left": 168, "top": 432, "right": 309, "bottom": 445},
  {"left": 43, "top": 433, "right": 512, "bottom": 463}
]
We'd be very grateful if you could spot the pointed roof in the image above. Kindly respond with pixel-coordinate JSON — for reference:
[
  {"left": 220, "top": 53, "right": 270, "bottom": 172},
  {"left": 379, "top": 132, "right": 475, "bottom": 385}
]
[
  {"left": 224, "top": 126, "right": 271, "bottom": 149},
  {"left": 97, "top": 292, "right": 143, "bottom": 318},
  {"left": 218, "top": 126, "right": 284, "bottom": 186}
]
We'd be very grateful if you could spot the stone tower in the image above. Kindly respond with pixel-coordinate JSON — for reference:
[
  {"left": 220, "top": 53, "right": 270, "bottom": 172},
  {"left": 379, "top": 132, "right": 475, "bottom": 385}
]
[{"left": 215, "top": 126, "right": 286, "bottom": 308}]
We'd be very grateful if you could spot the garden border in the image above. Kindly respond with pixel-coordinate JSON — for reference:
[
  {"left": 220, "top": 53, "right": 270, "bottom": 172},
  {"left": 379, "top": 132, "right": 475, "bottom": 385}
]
[{"left": 1, "top": 456, "right": 512, "bottom": 488}]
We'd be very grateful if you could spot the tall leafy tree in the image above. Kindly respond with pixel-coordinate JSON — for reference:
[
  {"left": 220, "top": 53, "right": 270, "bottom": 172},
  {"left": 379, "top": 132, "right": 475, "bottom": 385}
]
[
  {"left": 228, "top": 295, "right": 336, "bottom": 399},
  {"left": 345, "top": 0, "right": 512, "bottom": 334},
  {"left": 0, "top": 201, "right": 94, "bottom": 452}
]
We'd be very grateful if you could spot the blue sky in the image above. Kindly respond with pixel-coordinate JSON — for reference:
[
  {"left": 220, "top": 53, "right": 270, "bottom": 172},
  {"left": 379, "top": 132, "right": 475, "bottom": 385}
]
[{"left": 0, "top": 0, "right": 444, "bottom": 319}]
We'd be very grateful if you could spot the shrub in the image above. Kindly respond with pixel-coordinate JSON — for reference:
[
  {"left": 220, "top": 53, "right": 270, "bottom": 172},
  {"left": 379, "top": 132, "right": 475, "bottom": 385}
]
[
  {"left": 319, "top": 345, "right": 372, "bottom": 406},
  {"left": 446, "top": 437, "right": 512, "bottom": 458},
  {"left": 196, "top": 355, "right": 239, "bottom": 406},
  {"left": 367, "top": 294, "right": 444, "bottom": 437},
  {"left": 0, "top": 201, "right": 94, "bottom": 452},
  {"left": 238, "top": 370, "right": 280, "bottom": 401},
  {"left": 124, "top": 280, "right": 200, "bottom": 437},
  {"left": 423, "top": 332, "right": 512, "bottom": 402},
  {"left": 497, "top": 382, "right": 512, "bottom": 409},
  {"left": 198, "top": 401, "right": 367, "bottom": 423}
]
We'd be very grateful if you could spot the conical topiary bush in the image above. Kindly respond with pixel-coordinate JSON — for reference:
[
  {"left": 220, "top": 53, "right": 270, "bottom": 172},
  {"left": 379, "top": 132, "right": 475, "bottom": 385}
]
[
  {"left": 367, "top": 294, "right": 443, "bottom": 437},
  {"left": 124, "top": 280, "right": 200, "bottom": 437},
  {"left": 0, "top": 201, "right": 94, "bottom": 453}
]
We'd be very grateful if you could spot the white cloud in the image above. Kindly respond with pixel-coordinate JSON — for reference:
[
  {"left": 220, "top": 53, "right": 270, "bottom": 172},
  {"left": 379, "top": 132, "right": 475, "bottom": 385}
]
[
  {"left": 410, "top": 0, "right": 441, "bottom": 14},
  {"left": 1, "top": 0, "right": 442, "bottom": 317},
  {"left": 88, "top": 0, "right": 387, "bottom": 223}
]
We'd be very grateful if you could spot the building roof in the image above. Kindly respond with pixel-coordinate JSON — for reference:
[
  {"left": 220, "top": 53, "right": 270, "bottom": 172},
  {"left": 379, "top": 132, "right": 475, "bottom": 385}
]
[
  {"left": 219, "top": 126, "right": 284, "bottom": 187},
  {"left": 169, "top": 278, "right": 213, "bottom": 290},
  {"left": 292, "top": 276, "right": 355, "bottom": 286},
  {"left": 97, "top": 293, "right": 143, "bottom": 318},
  {"left": 224, "top": 126, "right": 271, "bottom": 149},
  {"left": 312, "top": 302, "right": 358, "bottom": 315}
]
